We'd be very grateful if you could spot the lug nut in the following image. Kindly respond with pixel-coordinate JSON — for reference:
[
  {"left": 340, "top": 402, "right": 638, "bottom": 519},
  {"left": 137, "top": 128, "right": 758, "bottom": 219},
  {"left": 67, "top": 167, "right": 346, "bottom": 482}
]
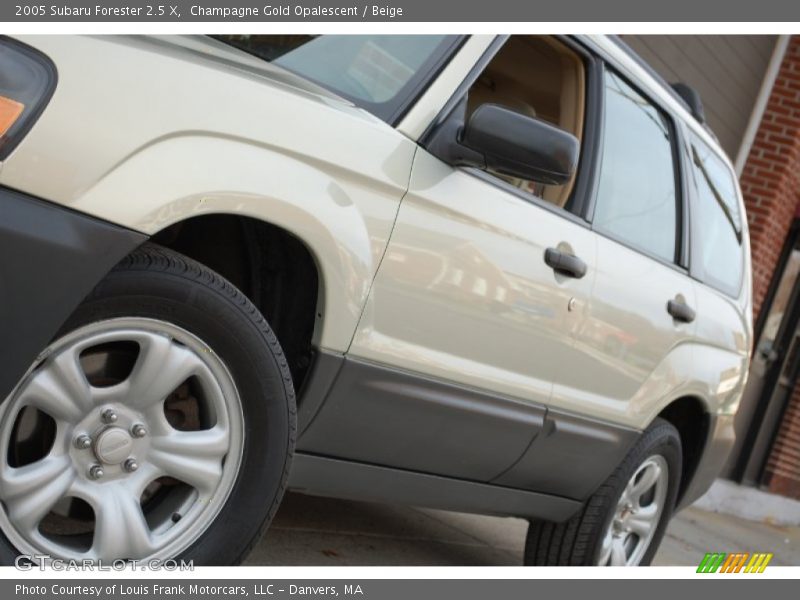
[
  {"left": 101, "top": 409, "right": 118, "bottom": 424},
  {"left": 123, "top": 458, "right": 139, "bottom": 473},
  {"left": 74, "top": 434, "right": 92, "bottom": 450},
  {"left": 131, "top": 424, "right": 147, "bottom": 438},
  {"left": 88, "top": 465, "right": 105, "bottom": 480}
]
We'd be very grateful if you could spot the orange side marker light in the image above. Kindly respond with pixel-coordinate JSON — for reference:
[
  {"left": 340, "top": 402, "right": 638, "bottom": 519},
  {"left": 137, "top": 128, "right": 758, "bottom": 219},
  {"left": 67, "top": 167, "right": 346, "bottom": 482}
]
[{"left": 0, "top": 96, "right": 25, "bottom": 137}]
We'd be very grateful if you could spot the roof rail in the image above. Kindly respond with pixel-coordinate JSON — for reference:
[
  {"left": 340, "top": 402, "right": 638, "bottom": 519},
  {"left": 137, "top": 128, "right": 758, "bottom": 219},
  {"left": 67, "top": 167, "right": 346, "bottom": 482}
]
[
  {"left": 670, "top": 83, "right": 706, "bottom": 124},
  {"left": 608, "top": 36, "right": 709, "bottom": 126}
]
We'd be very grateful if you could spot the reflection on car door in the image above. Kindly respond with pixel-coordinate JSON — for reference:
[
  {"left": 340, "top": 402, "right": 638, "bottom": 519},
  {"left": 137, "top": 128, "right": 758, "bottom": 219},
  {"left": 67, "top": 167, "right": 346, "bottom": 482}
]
[
  {"left": 569, "top": 69, "right": 698, "bottom": 426},
  {"left": 338, "top": 148, "right": 599, "bottom": 481}
]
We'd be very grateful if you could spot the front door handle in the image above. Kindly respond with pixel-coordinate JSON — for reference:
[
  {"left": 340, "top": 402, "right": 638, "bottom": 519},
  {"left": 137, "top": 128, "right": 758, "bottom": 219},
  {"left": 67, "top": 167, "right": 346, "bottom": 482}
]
[
  {"left": 667, "top": 297, "right": 696, "bottom": 323},
  {"left": 544, "top": 247, "right": 587, "bottom": 279}
]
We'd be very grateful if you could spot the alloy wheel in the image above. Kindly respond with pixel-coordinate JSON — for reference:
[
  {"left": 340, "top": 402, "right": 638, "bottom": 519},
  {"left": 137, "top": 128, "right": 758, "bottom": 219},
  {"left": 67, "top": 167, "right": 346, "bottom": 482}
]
[
  {"left": 597, "top": 455, "right": 669, "bottom": 566},
  {"left": 0, "top": 318, "right": 244, "bottom": 562}
]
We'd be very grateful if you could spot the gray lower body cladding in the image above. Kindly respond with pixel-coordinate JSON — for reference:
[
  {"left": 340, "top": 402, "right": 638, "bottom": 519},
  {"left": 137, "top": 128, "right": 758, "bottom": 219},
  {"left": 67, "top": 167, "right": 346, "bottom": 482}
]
[
  {"left": 0, "top": 186, "right": 147, "bottom": 402},
  {"left": 295, "top": 353, "right": 640, "bottom": 520},
  {"left": 289, "top": 452, "right": 583, "bottom": 522}
]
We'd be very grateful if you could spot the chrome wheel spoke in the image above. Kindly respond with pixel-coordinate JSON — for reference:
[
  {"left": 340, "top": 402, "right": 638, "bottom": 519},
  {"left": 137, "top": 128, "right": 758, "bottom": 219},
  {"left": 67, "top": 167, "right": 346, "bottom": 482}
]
[
  {"left": 90, "top": 485, "right": 155, "bottom": 560},
  {"left": 149, "top": 427, "right": 229, "bottom": 495},
  {"left": 610, "top": 536, "right": 627, "bottom": 566},
  {"left": 629, "top": 461, "right": 662, "bottom": 502},
  {"left": 0, "top": 456, "right": 76, "bottom": 534},
  {"left": 598, "top": 531, "right": 613, "bottom": 565},
  {"left": 152, "top": 426, "right": 229, "bottom": 458},
  {"left": 124, "top": 333, "right": 203, "bottom": 411},
  {"left": 21, "top": 350, "right": 93, "bottom": 423},
  {"left": 127, "top": 461, "right": 162, "bottom": 497},
  {"left": 628, "top": 504, "right": 658, "bottom": 538}
]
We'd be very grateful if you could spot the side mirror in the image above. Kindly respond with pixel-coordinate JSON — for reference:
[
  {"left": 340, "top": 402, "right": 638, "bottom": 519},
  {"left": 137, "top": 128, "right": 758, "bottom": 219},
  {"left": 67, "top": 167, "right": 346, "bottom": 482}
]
[{"left": 426, "top": 100, "right": 580, "bottom": 186}]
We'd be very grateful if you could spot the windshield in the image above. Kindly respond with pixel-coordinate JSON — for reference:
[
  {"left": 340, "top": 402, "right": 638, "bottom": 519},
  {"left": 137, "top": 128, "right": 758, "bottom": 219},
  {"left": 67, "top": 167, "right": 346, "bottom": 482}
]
[{"left": 213, "top": 35, "right": 461, "bottom": 123}]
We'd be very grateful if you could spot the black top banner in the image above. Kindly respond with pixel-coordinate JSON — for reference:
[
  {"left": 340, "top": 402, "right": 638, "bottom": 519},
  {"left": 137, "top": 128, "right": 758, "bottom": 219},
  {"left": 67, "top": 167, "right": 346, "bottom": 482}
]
[{"left": 3, "top": 0, "right": 800, "bottom": 22}]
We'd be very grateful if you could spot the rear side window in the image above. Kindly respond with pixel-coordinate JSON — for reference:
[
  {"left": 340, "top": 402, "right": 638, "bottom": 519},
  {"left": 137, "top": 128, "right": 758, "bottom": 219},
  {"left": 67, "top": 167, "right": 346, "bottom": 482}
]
[
  {"left": 592, "top": 70, "right": 679, "bottom": 264},
  {"left": 689, "top": 135, "right": 744, "bottom": 297}
]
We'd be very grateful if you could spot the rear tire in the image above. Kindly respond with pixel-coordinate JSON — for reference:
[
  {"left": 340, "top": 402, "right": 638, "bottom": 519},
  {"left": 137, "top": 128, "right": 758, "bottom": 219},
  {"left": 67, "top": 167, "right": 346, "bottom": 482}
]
[
  {"left": 524, "top": 418, "right": 681, "bottom": 566},
  {"left": 0, "top": 243, "right": 295, "bottom": 566}
]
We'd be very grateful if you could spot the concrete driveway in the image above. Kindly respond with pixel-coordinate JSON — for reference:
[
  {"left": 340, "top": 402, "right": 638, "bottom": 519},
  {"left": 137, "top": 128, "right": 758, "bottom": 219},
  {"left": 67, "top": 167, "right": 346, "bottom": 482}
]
[{"left": 246, "top": 492, "right": 800, "bottom": 566}]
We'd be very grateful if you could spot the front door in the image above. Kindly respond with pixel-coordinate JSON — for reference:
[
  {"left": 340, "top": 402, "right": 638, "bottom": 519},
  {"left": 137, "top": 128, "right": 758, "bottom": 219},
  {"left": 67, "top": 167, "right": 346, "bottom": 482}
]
[
  {"left": 314, "top": 147, "right": 599, "bottom": 482},
  {"left": 300, "top": 35, "right": 602, "bottom": 483}
]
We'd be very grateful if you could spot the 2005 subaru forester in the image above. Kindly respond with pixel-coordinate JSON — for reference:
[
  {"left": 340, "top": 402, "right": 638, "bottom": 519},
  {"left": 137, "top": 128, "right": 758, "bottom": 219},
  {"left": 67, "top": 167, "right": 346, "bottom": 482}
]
[{"left": 0, "top": 34, "right": 752, "bottom": 566}]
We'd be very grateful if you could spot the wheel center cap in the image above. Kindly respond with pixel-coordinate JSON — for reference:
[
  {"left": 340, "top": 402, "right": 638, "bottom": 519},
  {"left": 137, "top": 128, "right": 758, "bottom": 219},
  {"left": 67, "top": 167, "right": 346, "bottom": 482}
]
[{"left": 94, "top": 427, "right": 133, "bottom": 465}]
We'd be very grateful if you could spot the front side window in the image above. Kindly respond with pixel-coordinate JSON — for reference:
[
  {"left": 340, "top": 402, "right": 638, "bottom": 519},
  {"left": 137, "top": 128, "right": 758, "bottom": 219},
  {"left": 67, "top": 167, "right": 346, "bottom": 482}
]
[
  {"left": 593, "top": 70, "right": 679, "bottom": 264},
  {"left": 689, "top": 135, "right": 744, "bottom": 296},
  {"left": 213, "top": 35, "right": 459, "bottom": 123}
]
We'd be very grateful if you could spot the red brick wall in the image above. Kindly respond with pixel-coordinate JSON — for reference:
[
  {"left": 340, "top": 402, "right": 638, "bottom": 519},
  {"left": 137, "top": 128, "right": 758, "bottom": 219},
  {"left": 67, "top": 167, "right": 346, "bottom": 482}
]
[
  {"left": 739, "top": 36, "right": 800, "bottom": 319},
  {"left": 742, "top": 36, "right": 800, "bottom": 498}
]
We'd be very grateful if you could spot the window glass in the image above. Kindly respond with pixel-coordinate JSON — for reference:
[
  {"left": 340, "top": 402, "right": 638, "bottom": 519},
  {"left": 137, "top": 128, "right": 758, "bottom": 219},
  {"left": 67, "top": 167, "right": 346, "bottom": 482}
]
[
  {"left": 690, "top": 135, "right": 744, "bottom": 296},
  {"left": 213, "top": 35, "right": 457, "bottom": 123},
  {"left": 593, "top": 71, "right": 679, "bottom": 263},
  {"left": 758, "top": 249, "right": 800, "bottom": 358}
]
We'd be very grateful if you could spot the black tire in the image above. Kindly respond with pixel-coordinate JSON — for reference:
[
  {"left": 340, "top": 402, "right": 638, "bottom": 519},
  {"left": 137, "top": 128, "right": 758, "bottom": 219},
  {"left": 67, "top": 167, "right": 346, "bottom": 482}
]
[
  {"left": 0, "top": 242, "right": 296, "bottom": 566},
  {"left": 524, "top": 418, "right": 682, "bottom": 566}
]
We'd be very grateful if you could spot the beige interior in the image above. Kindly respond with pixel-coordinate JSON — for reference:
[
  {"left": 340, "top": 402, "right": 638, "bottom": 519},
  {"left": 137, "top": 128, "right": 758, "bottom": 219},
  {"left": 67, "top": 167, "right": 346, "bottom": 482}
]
[{"left": 466, "top": 36, "right": 585, "bottom": 207}]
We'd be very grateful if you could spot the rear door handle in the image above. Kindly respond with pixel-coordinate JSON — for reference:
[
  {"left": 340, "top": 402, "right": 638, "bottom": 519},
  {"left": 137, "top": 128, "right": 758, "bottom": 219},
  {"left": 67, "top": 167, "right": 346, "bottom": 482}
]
[
  {"left": 667, "top": 298, "right": 696, "bottom": 323},
  {"left": 544, "top": 247, "right": 587, "bottom": 279}
]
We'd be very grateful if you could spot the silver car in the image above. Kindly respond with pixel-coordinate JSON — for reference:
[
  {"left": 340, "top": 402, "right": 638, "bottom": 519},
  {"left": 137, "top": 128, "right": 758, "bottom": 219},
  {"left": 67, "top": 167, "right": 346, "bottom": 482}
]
[{"left": 0, "top": 34, "right": 752, "bottom": 566}]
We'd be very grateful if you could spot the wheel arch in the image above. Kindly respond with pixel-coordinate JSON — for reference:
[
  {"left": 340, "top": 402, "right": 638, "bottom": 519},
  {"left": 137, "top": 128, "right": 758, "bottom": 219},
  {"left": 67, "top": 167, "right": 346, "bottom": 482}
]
[
  {"left": 654, "top": 395, "right": 711, "bottom": 505},
  {"left": 150, "top": 213, "right": 326, "bottom": 395}
]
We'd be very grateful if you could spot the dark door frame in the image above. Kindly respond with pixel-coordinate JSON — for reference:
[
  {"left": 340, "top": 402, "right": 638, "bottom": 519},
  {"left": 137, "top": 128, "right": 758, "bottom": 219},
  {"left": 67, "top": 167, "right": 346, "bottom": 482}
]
[{"left": 733, "top": 218, "right": 800, "bottom": 483}]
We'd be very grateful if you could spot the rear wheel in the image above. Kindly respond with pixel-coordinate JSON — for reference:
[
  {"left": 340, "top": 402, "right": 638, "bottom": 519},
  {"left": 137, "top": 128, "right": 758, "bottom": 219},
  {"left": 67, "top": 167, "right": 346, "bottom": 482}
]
[
  {"left": 524, "top": 418, "right": 681, "bottom": 566},
  {"left": 0, "top": 244, "right": 295, "bottom": 565}
]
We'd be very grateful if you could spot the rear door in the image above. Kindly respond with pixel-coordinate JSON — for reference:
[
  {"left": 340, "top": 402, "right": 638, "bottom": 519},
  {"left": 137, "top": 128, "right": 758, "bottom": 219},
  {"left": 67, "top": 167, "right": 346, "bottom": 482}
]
[
  {"left": 680, "top": 133, "right": 751, "bottom": 479},
  {"left": 570, "top": 67, "right": 698, "bottom": 425}
]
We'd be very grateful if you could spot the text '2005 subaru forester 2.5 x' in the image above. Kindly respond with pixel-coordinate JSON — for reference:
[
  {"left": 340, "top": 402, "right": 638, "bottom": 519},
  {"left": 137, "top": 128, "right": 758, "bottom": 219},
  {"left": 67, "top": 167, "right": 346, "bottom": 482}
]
[{"left": 0, "top": 34, "right": 751, "bottom": 566}]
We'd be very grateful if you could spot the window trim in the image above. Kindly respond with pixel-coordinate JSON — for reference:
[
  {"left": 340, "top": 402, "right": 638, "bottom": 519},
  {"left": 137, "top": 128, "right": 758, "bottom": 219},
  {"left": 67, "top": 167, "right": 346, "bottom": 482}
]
[
  {"left": 384, "top": 36, "right": 468, "bottom": 126},
  {"left": 586, "top": 63, "right": 687, "bottom": 273},
  {"left": 685, "top": 130, "right": 746, "bottom": 299},
  {"left": 675, "top": 121, "right": 693, "bottom": 271},
  {"left": 564, "top": 36, "right": 604, "bottom": 220},
  {"left": 419, "top": 35, "right": 509, "bottom": 143},
  {"left": 465, "top": 168, "right": 593, "bottom": 229}
]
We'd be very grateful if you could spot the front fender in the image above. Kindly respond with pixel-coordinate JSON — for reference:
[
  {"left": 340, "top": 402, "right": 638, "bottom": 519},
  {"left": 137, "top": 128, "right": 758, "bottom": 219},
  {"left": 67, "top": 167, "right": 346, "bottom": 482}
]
[
  {"left": 0, "top": 35, "right": 417, "bottom": 353},
  {"left": 64, "top": 133, "right": 414, "bottom": 352}
]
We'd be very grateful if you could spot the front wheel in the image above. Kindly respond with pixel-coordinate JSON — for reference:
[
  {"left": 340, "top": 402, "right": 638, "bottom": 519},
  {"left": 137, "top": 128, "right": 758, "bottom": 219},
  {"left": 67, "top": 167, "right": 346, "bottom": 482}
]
[
  {"left": 524, "top": 418, "right": 682, "bottom": 566},
  {"left": 0, "top": 244, "right": 295, "bottom": 565}
]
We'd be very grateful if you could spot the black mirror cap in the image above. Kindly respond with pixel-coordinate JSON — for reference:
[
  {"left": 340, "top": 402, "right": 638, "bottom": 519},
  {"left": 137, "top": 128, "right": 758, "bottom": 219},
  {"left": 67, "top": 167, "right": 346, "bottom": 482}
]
[{"left": 461, "top": 104, "right": 579, "bottom": 186}]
